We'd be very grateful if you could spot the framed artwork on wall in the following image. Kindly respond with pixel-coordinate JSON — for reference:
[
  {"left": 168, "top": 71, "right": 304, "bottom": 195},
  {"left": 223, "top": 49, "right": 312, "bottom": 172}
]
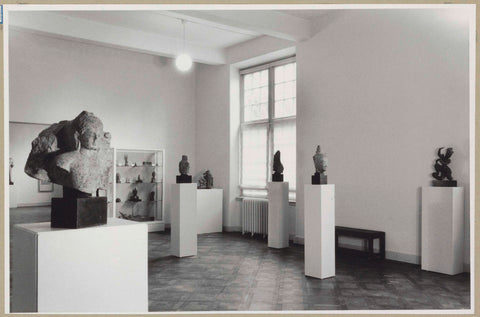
[{"left": 38, "top": 180, "right": 53, "bottom": 192}]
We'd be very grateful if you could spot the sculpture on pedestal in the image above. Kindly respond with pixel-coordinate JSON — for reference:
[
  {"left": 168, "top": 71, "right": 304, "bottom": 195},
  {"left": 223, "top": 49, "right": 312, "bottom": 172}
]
[
  {"left": 24, "top": 111, "right": 113, "bottom": 228},
  {"left": 197, "top": 170, "right": 214, "bottom": 189},
  {"left": 432, "top": 147, "right": 457, "bottom": 187},
  {"left": 176, "top": 155, "right": 192, "bottom": 183},
  {"left": 272, "top": 151, "right": 284, "bottom": 182},
  {"left": 312, "top": 145, "right": 328, "bottom": 184}
]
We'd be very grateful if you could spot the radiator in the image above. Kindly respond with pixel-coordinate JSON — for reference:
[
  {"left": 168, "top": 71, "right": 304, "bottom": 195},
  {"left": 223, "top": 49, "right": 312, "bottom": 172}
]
[{"left": 242, "top": 199, "right": 268, "bottom": 237}]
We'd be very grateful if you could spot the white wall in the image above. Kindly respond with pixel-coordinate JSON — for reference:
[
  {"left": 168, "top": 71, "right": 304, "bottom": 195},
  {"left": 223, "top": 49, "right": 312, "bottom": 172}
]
[
  {"left": 296, "top": 9, "right": 471, "bottom": 264},
  {"left": 9, "top": 28, "right": 197, "bottom": 222},
  {"left": 195, "top": 64, "right": 232, "bottom": 227}
]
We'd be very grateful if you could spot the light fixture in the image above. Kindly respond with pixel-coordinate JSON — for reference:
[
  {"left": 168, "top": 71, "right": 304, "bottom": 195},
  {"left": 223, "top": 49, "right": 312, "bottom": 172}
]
[{"left": 175, "top": 20, "right": 192, "bottom": 72}]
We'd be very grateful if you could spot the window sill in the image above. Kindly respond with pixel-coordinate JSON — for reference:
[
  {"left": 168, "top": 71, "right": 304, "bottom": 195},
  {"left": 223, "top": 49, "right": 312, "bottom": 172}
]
[{"left": 236, "top": 196, "right": 296, "bottom": 206}]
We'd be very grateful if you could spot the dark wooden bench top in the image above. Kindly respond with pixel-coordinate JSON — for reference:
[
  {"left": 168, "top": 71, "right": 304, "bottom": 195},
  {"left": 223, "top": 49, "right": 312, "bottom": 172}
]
[{"left": 335, "top": 226, "right": 385, "bottom": 238}]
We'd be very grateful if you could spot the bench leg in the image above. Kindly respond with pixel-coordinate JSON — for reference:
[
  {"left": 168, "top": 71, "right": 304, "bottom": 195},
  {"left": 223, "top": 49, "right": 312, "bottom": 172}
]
[
  {"left": 368, "top": 238, "right": 374, "bottom": 259},
  {"left": 380, "top": 234, "right": 386, "bottom": 260},
  {"left": 335, "top": 233, "right": 339, "bottom": 256}
]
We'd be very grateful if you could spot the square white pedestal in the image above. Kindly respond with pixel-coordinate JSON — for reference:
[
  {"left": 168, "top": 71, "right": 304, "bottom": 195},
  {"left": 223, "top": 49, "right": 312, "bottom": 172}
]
[
  {"left": 197, "top": 189, "right": 223, "bottom": 234},
  {"left": 12, "top": 218, "right": 148, "bottom": 313},
  {"left": 170, "top": 183, "right": 197, "bottom": 257},
  {"left": 267, "top": 182, "right": 289, "bottom": 249},
  {"left": 304, "top": 184, "right": 335, "bottom": 279},
  {"left": 421, "top": 186, "right": 464, "bottom": 275}
]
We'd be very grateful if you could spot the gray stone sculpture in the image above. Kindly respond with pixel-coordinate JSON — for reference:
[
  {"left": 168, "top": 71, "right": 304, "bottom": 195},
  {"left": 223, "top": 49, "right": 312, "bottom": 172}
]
[
  {"left": 24, "top": 111, "right": 113, "bottom": 228},
  {"left": 25, "top": 111, "right": 113, "bottom": 194},
  {"left": 272, "top": 150, "right": 284, "bottom": 182},
  {"left": 312, "top": 145, "right": 328, "bottom": 184},
  {"left": 176, "top": 155, "right": 192, "bottom": 183},
  {"left": 197, "top": 170, "right": 214, "bottom": 189}
]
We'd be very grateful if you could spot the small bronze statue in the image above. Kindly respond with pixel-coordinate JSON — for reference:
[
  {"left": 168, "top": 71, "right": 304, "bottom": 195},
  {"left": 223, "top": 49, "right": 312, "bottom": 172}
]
[
  {"left": 197, "top": 170, "right": 214, "bottom": 189},
  {"left": 151, "top": 171, "right": 156, "bottom": 183},
  {"left": 9, "top": 157, "right": 14, "bottom": 185},
  {"left": 272, "top": 150, "right": 284, "bottom": 182},
  {"left": 312, "top": 145, "right": 328, "bottom": 184},
  {"left": 116, "top": 172, "right": 121, "bottom": 184},
  {"left": 135, "top": 174, "right": 142, "bottom": 183},
  {"left": 176, "top": 155, "right": 192, "bottom": 183},
  {"left": 124, "top": 154, "right": 128, "bottom": 166},
  {"left": 432, "top": 147, "right": 457, "bottom": 187},
  {"left": 129, "top": 188, "right": 141, "bottom": 202},
  {"left": 149, "top": 191, "right": 155, "bottom": 201}
]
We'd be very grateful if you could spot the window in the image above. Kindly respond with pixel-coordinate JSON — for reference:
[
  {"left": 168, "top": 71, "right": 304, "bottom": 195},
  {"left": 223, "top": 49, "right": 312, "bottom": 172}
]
[{"left": 240, "top": 57, "right": 296, "bottom": 200}]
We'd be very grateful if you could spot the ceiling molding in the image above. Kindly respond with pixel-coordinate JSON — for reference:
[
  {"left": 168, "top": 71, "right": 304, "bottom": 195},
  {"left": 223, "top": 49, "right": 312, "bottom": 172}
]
[
  {"left": 169, "top": 10, "right": 313, "bottom": 42},
  {"left": 9, "top": 11, "right": 226, "bottom": 65}
]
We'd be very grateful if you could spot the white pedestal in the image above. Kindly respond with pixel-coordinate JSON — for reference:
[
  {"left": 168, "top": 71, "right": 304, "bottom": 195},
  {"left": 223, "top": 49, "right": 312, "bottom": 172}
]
[
  {"left": 12, "top": 218, "right": 148, "bottom": 313},
  {"left": 421, "top": 186, "right": 464, "bottom": 275},
  {"left": 267, "top": 182, "right": 289, "bottom": 249},
  {"left": 304, "top": 184, "right": 335, "bottom": 279},
  {"left": 170, "top": 183, "right": 197, "bottom": 257},
  {"left": 197, "top": 189, "right": 223, "bottom": 234},
  {"left": 9, "top": 184, "right": 18, "bottom": 208}
]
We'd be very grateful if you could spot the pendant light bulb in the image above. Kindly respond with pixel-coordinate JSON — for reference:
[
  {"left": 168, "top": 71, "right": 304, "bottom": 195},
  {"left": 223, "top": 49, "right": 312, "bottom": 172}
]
[
  {"left": 176, "top": 20, "right": 192, "bottom": 72},
  {"left": 175, "top": 54, "right": 193, "bottom": 72}
]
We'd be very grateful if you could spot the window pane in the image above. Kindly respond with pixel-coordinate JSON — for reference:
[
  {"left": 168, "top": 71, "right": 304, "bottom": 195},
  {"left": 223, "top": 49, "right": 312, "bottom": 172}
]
[
  {"left": 242, "top": 125, "right": 268, "bottom": 188},
  {"left": 243, "top": 69, "right": 269, "bottom": 122},
  {"left": 274, "top": 62, "right": 296, "bottom": 118},
  {"left": 242, "top": 189, "right": 267, "bottom": 199},
  {"left": 273, "top": 120, "right": 296, "bottom": 191}
]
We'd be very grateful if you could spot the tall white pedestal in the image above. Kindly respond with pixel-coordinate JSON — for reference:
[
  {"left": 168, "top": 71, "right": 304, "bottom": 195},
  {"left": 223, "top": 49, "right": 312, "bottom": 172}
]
[
  {"left": 304, "top": 184, "right": 335, "bottom": 279},
  {"left": 197, "top": 189, "right": 223, "bottom": 234},
  {"left": 170, "top": 183, "right": 197, "bottom": 257},
  {"left": 12, "top": 218, "right": 148, "bottom": 313},
  {"left": 267, "top": 182, "right": 289, "bottom": 249},
  {"left": 421, "top": 186, "right": 464, "bottom": 275}
]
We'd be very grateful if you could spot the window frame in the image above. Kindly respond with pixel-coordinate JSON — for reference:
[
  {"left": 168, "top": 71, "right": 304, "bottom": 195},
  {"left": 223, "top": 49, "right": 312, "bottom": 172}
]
[{"left": 239, "top": 56, "right": 296, "bottom": 200}]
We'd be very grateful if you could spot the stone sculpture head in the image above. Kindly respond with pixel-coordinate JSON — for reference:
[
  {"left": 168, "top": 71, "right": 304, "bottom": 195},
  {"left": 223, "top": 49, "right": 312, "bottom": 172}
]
[
  {"left": 313, "top": 145, "right": 328, "bottom": 174},
  {"left": 25, "top": 111, "right": 113, "bottom": 195},
  {"left": 179, "top": 155, "right": 190, "bottom": 175}
]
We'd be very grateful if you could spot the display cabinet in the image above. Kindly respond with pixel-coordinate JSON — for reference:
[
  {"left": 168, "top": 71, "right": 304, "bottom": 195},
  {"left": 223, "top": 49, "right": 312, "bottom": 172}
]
[{"left": 113, "top": 148, "right": 165, "bottom": 232}]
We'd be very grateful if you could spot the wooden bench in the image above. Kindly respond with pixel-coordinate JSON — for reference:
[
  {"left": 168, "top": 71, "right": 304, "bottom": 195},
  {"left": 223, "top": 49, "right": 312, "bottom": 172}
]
[{"left": 335, "top": 226, "right": 385, "bottom": 260}]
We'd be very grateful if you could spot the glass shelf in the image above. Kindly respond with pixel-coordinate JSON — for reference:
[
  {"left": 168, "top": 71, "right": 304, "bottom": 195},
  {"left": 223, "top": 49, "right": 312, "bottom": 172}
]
[{"left": 114, "top": 148, "right": 165, "bottom": 226}]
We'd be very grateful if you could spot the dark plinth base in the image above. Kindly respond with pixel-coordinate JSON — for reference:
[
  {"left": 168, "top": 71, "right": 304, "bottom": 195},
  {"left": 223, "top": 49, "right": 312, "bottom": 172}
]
[
  {"left": 272, "top": 173, "right": 284, "bottom": 182},
  {"left": 51, "top": 187, "right": 107, "bottom": 229},
  {"left": 51, "top": 196, "right": 107, "bottom": 229},
  {"left": 312, "top": 173, "right": 327, "bottom": 185},
  {"left": 176, "top": 174, "right": 192, "bottom": 183},
  {"left": 432, "top": 180, "right": 457, "bottom": 187}
]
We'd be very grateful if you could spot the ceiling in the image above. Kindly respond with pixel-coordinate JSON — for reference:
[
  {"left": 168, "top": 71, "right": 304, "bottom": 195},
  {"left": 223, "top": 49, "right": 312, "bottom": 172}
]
[{"left": 9, "top": 9, "right": 323, "bottom": 65}]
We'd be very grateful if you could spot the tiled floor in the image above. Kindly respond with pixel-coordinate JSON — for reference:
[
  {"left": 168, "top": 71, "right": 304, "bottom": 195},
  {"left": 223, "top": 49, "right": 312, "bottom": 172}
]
[
  {"left": 148, "top": 231, "right": 470, "bottom": 312},
  {"left": 10, "top": 207, "right": 471, "bottom": 312}
]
